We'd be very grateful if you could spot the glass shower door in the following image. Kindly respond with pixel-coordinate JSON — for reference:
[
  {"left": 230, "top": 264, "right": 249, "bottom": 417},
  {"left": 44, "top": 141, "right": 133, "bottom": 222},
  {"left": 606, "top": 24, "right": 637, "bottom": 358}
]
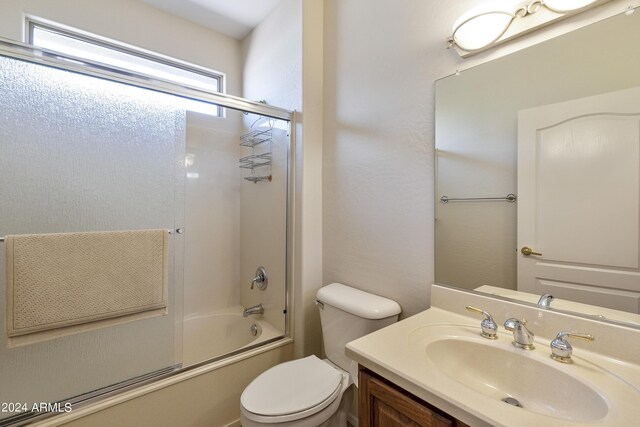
[{"left": 0, "top": 55, "right": 185, "bottom": 420}]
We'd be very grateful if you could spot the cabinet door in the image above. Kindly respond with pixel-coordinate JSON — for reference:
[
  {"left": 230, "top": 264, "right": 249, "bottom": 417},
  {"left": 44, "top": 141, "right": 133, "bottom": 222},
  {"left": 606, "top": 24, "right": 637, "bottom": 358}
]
[{"left": 359, "top": 369, "right": 452, "bottom": 427}]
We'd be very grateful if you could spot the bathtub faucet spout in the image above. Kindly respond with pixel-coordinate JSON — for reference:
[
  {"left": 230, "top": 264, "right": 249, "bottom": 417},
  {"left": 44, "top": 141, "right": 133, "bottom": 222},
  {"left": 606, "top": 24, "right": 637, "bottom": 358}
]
[{"left": 243, "top": 303, "right": 264, "bottom": 317}]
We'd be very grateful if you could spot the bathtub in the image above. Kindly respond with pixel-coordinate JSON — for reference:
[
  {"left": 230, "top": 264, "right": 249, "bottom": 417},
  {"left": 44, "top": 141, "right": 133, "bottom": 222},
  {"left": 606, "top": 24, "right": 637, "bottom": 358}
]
[
  {"left": 33, "top": 339, "right": 293, "bottom": 427},
  {"left": 182, "top": 306, "right": 282, "bottom": 367},
  {"left": 29, "top": 307, "right": 289, "bottom": 426}
]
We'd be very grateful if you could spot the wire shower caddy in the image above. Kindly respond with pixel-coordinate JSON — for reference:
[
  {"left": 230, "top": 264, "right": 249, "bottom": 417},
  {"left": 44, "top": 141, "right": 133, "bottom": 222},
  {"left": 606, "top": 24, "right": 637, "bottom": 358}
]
[{"left": 239, "top": 125, "right": 273, "bottom": 183}]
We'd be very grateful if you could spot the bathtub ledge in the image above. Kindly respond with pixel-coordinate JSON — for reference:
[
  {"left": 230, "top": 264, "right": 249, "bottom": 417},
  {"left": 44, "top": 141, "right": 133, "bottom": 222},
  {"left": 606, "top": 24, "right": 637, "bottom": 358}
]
[{"left": 32, "top": 337, "right": 293, "bottom": 427}]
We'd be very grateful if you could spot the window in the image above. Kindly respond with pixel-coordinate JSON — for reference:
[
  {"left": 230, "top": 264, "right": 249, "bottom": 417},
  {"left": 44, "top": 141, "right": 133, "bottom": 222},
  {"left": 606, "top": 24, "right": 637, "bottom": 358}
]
[{"left": 28, "top": 20, "right": 224, "bottom": 116}]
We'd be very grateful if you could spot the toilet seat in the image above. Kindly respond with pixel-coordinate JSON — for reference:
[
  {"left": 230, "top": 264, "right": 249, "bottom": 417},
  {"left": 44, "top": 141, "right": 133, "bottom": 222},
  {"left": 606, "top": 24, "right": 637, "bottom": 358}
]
[{"left": 241, "top": 356, "right": 346, "bottom": 423}]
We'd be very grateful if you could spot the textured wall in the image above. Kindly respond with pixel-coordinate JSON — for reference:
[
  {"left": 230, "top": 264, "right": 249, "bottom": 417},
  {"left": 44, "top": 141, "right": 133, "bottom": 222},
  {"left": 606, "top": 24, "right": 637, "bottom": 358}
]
[
  {"left": 322, "top": 0, "right": 632, "bottom": 318},
  {"left": 322, "top": 0, "right": 471, "bottom": 318},
  {"left": 242, "top": 0, "right": 302, "bottom": 110},
  {"left": 240, "top": 0, "right": 303, "bottom": 339},
  {"left": 242, "top": 0, "right": 328, "bottom": 359}
]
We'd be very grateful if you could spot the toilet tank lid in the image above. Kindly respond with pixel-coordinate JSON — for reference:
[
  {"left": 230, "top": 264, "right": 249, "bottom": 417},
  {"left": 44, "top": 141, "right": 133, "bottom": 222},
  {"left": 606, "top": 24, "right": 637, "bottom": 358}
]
[{"left": 316, "top": 283, "right": 401, "bottom": 319}]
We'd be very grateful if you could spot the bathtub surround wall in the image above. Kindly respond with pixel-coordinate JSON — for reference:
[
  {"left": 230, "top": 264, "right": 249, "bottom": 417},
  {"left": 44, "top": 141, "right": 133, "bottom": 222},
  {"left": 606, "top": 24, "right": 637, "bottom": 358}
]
[
  {"left": 238, "top": 121, "right": 290, "bottom": 333},
  {"left": 184, "top": 113, "right": 242, "bottom": 320},
  {"left": 241, "top": 2, "right": 301, "bottom": 335}
]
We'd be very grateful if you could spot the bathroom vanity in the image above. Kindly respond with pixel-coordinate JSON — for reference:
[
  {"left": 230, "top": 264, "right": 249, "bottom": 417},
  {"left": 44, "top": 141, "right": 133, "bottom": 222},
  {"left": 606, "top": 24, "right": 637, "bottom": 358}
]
[
  {"left": 359, "top": 366, "right": 469, "bottom": 427},
  {"left": 346, "top": 285, "right": 640, "bottom": 427}
]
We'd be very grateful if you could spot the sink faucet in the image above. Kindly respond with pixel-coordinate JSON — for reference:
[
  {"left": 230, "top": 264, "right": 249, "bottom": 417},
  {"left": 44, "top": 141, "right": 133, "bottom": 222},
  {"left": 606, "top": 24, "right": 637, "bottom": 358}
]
[
  {"left": 504, "top": 318, "right": 535, "bottom": 349},
  {"left": 243, "top": 303, "right": 264, "bottom": 317},
  {"left": 465, "top": 306, "right": 498, "bottom": 339},
  {"left": 537, "top": 293, "right": 554, "bottom": 307},
  {"left": 550, "top": 331, "right": 594, "bottom": 363}
]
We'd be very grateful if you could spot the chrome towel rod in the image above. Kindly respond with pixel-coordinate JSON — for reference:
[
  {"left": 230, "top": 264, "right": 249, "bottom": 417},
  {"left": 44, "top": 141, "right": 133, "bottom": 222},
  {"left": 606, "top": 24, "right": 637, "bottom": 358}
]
[
  {"left": 0, "top": 228, "right": 183, "bottom": 242},
  {"left": 440, "top": 193, "right": 517, "bottom": 204}
]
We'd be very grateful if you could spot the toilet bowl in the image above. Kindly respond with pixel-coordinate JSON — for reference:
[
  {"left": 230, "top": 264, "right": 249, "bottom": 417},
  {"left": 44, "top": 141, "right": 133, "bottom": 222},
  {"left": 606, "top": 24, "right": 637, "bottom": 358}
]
[
  {"left": 240, "top": 283, "right": 401, "bottom": 426},
  {"left": 240, "top": 356, "right": 352, "bottom": 427}
]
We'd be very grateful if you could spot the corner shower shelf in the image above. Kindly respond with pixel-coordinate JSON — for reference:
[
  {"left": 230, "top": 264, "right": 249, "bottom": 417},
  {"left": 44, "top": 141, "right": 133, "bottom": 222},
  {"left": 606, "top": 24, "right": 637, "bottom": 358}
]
[
  {"left": 240, "top": 128, "right": 272, "bottom": 147},
  {"left": 244, "top": 175, "right": 273, "bottom": 183},
  {"left": 239, "top": 153, "right": 271, "bottom": 169},
  {"left": 239, "top": 126, "right": 273, "bottom": 183}
]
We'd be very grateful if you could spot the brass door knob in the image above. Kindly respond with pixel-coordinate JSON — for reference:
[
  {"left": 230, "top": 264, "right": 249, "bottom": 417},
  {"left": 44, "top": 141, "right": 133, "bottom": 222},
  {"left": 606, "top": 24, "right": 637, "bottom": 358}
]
[{"left": 521, "top": 247, "right": 542, "bottom": 256}]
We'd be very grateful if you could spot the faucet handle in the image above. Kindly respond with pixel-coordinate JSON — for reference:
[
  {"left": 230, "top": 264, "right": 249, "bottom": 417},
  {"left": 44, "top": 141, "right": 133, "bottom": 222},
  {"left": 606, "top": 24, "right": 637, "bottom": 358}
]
[
  {"left": 250, "top": 266, "right": 268, "bottom": 290},
  {"left": 465, "top": 306, "right": 498, "bottom": 339},
  {"left": 550, "top": 331, "right": 595, "bottom": 363}
]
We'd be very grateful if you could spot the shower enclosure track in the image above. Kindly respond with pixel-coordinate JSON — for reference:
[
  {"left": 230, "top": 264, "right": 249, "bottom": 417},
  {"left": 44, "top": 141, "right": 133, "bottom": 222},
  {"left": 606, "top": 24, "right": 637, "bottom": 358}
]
[
  {"left": 0, "top": 229, "right": 183, "bottom": 242},
  {"left": 0, "top": 38, "right": 293, "bottom": 121}
]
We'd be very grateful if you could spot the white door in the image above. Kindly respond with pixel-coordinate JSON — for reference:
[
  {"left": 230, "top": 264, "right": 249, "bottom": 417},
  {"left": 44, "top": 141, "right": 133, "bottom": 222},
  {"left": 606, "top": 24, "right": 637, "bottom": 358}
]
[{"left": 518, "top": 86, "right": 640, "bottom": 313}]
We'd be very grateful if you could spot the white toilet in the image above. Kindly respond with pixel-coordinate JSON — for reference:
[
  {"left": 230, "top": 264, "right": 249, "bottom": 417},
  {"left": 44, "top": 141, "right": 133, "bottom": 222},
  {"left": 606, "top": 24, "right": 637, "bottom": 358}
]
[{"left": 240, "top": 283, "right": 401, "bottom": 427}]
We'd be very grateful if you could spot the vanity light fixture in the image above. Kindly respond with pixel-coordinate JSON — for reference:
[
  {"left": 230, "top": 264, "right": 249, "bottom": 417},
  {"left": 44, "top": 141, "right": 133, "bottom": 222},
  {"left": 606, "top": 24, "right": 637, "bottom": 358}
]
[
  {"left": 543, "top": 0, "right": 599, "bottom": 12},
  {"left": 449, "top": 0, "right": 526, "bottom": 52},
  {"left": 449, "top": 0, "right": 611, "bottom": 55}
]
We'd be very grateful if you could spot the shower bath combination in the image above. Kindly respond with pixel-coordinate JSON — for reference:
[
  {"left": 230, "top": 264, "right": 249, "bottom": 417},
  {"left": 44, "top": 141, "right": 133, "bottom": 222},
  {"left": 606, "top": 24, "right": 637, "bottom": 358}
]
[{"left": 0, "top": 38, "right": 293, "bottom": 426}]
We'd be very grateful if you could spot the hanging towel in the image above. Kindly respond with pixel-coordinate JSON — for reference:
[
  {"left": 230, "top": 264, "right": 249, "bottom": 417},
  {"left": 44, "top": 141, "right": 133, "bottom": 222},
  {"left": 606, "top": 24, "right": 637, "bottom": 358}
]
[{"left": 5, "top": 229, "right": 168, "bottom": 343}]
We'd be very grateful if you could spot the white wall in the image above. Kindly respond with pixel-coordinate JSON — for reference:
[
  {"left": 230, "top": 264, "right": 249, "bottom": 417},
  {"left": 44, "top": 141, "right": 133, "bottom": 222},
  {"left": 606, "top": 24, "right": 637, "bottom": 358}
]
[
  {"left": 242, "top": 0, "right": 325, "bottom": 358},
  {"left": 240, "top": 0, "right": 302, "bottom": 339},
  {"left": 323, "top": 0, "right": 462, "bottom": 318},
  {"left": 237, "top": 121, "right": 290, "bottom": 332},
  {"left": 242, "top": 0, "right": 302, "bottom": 111},
  {"left": 0, "top": 0, "right": 243, "bottom": 97},
  {"left": 322, "top": 0, "right": 637, "bottom": 319}
]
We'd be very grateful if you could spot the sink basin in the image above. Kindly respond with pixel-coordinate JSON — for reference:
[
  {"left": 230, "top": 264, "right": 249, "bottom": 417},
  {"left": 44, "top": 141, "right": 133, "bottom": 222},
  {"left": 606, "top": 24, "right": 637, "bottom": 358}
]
[
  {"left": 426, "top": 339, "right": 608, "bottom": 422},
  {"left": 347, "top": 299, "right": 640, "bottom": 427}
]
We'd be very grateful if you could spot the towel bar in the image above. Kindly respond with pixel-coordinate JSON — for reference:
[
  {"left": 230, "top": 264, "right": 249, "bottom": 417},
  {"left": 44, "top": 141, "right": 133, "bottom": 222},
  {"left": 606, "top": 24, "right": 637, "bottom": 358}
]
[
  {"left": 0, "top": 228, "right": 183, "bottom": 242},
  {"left": 440, "top": 193, "right": 517, "bottom": 204}
]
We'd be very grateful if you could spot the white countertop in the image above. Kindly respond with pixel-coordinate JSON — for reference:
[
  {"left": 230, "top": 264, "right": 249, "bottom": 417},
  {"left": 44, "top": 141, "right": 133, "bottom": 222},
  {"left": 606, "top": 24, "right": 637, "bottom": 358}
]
[{"left": 346, "top": 286, "right": 640, "bottom": 427}]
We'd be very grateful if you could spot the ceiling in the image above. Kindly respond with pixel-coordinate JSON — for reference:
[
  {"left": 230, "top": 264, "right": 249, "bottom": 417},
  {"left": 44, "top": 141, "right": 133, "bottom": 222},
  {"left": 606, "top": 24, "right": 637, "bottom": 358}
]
[{"left": 140, "top": 0, "right": 282, "bottom": 40}]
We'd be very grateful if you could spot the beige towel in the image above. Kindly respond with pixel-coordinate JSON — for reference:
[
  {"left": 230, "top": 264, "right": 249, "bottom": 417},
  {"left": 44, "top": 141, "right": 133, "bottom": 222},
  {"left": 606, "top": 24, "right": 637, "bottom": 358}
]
[{"left": 6, "top": 229, "right": 168, "bottom": 342}]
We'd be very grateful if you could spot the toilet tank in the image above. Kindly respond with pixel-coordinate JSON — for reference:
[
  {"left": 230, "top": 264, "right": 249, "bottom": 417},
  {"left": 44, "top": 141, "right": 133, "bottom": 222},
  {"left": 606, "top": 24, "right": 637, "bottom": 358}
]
[{"left": 316, "top": 283, "right": 401, "bottom": 371}]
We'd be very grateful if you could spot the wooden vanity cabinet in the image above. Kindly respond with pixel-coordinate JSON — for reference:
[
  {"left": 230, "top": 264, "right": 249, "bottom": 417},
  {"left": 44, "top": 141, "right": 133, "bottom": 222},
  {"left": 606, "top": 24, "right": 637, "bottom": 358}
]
[{"left": 359, "top": 367, "right": 469, "bottom": 427}]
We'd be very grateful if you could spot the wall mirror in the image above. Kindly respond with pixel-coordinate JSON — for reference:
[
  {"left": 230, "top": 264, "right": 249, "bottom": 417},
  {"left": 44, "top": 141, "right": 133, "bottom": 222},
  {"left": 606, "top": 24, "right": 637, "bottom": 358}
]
[{"left": 435, "top": 8, "right": 640, "bottom": 327}]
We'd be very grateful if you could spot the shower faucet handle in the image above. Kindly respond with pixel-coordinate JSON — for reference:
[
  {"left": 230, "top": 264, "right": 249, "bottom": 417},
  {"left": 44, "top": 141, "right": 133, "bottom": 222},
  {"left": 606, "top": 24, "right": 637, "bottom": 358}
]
[{"left": 251, "top": 266, "right": 268, "bottom": 290}]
